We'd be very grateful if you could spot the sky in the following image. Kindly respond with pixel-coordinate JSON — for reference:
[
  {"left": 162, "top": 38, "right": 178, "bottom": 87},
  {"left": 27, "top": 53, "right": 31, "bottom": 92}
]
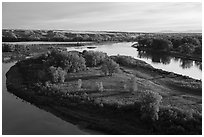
[{"left": 2, "top": 2, "right": 202, "bottom": 32}]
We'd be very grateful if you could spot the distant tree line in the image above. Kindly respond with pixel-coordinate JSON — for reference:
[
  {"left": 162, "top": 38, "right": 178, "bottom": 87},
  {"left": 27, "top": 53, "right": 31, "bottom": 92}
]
[{"left": 2, "top": 29, "right": 140, "bottom": 42}]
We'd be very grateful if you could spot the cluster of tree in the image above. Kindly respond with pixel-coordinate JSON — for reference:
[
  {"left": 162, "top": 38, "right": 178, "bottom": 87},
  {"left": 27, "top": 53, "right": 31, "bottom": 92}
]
[
  {"left": 82, "top": 50, "right": 108, "bottom": 67},
  {"left": 46, "top": 50, "right": 87, "bottom": 73},
  {"left": 16, "top": 49, "right": 120, "bottom": 84},
  {"left": 101, "top": 58, "right": 120, "bottom": 76},
  {"left": 137, "top": 34, "right": 202, "bottom": 56}
]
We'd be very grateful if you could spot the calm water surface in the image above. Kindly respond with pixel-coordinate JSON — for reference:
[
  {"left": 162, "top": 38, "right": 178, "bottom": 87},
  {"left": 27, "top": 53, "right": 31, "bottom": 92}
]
[
  {"left": 2, "top": 62, "right": 102, "bottom": 135},
  {"left": 67, "top": 42, "right": 202, "bottom": 80}
]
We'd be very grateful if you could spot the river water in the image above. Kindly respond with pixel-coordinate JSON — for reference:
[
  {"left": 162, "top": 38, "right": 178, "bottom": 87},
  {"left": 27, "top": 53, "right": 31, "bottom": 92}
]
[{"left": 2, "top": 42, "right": 202, "bottom": 135}]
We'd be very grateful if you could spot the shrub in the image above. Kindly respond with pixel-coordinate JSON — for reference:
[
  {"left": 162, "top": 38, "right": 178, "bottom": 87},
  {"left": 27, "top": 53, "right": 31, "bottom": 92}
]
[
  {"left": 48, "top": 66, "right": 67, "bottom": 83},
  {"left": 96, "top": 82, "right": 104, "bottom": 92},
  {"left": 123, "top": 84, "right": 127, "bottom": 90},
  {"left": 101, "top": 58, "right": 120, "bottom": 76},
  {"left": 129, "top": 77, "right": 138, "bottom": 92},
  {"left": 139, "top": 90, "right": 162, "bottom": 121},
  {"left": 83, "top": 50, "right": 108, "bottom": 67},
  {"left": 44, "top": 81, "right": 61, "bottom": 95},
  {"left": 77, "top": 79, "right": 82, "bottom": 90}
]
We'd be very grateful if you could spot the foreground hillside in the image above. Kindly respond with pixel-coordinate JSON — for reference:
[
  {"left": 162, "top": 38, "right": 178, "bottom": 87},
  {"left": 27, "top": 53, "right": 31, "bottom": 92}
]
[
  {"left": 2, "top": 29, "right": 141, "bottom": 42},
  {"left": 6, "top": 49, "right": 202, "bottom": 134}
]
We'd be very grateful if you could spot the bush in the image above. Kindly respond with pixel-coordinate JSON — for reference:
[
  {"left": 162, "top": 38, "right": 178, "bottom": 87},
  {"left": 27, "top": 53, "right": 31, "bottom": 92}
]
[
  {"left": 96, "top": 82, "right": 104, "bottom": 92},
  {"left": 101, "top": 58, "right": 120, "bottom": 76},
  {"left": 44, "top": 81, "right": 61, "bottom": 95},
  {"left": 83, "top": 50, "right": 108, "bottom": 67},
  {"left": 129, "top": 77, "right": 138, "bottom": 92},
  {"left": 139, "top": 90, "right": 162, "bottom": 121},
  {"left": 48, "top": 66, "right": 67, "bottom": 83},
  {"left": 77, "top": 79, "right": 82, "bottom": 90}
]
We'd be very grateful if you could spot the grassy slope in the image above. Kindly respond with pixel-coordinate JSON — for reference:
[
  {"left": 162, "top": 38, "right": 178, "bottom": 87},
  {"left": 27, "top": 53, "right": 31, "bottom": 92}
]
[{"left": 54, "top": 65, "right": 201, "bottom": 113}]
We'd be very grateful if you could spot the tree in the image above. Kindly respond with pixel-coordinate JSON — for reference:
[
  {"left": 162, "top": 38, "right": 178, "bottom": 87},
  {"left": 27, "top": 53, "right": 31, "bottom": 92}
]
[
  {"left": 181, "top": 36, "right": 201, "bottom": 47},
  {"left": 137, "top": 36, "right": 153, "bottom": 48},
  {"left": 170, "top": 36, "right": 183, "bottom": 50},
  {"left": 193, "top": 46, "right": 202, "bottom": 55},
  {"left": 64, "top": 52, "right": 86, "bottom": 72},
  {"left": 83, "top": 50, "right": 108, "bottom": 67},
  {"left": 48, "top": 66, "right": 67, "bottom": 83},
  {"left": 140, "top": 90, "right": 162, "bottom": 121},
  {"left": 101, "top": 58, "right": 120, "bottom": 76},
  {"left": 178, "top": 43, "right": 195, "bottom": 55},
  {"left": 151, "top": 38, "right": 173, "bottom": 52}
]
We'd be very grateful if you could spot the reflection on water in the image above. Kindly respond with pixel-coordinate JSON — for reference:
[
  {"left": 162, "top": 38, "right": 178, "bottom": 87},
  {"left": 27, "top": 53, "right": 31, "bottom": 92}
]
[
  {"left": 179, "top": 59, "right": 193, "bottom": 69},
  {"left": 138, "top": 51, "right": 200, "bottom": 70},
  {"left": 138, "top": 51, "right": 171, "bottom": 65},
  {"left": 195, "top": 61, "right": 202, "bottom": 70}
]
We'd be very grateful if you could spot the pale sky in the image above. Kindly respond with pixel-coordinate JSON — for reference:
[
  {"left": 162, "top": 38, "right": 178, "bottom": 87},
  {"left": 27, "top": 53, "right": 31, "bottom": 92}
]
[{"left": 2, "top": 2, "right": 202, "bottom": 32}]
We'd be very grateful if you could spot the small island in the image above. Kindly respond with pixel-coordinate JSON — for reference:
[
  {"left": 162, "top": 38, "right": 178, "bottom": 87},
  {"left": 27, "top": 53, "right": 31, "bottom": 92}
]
[{"left": 6, "top": 49, "right": 201, "bottom": 134}]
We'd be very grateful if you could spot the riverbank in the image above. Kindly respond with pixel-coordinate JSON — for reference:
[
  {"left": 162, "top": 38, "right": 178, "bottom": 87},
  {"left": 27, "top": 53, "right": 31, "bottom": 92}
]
[{"left": 6, "top": 53, "right": 202, "bottom": 134}]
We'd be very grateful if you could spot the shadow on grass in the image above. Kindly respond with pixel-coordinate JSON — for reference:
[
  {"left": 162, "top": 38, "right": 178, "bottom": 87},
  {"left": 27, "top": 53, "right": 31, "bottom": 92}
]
[{"left": 66, "top": 75, "right": 105, "bottom": 82}]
